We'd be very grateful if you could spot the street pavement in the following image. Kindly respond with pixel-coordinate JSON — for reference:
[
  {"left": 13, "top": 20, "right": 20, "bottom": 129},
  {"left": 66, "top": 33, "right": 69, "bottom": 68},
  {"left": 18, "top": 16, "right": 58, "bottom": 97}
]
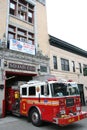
[{"left": 0, "top": 106, "right": 87, "bottom": 130}]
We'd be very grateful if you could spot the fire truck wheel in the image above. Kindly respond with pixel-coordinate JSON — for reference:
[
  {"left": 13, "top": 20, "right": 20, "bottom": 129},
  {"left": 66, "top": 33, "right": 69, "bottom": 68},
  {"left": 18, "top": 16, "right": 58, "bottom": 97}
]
[{"left": 30, "top": 108, "right": 42, "bottom": 127}]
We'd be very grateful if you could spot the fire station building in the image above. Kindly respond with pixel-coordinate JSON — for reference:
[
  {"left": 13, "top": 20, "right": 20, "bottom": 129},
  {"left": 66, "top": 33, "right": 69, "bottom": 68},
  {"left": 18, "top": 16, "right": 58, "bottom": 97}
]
[
  {"left": 0, "top": 0, "right": 87, "bottom": 117},
  {"left": 49, "top": 35, "right": 87, "bottom": 106},
  {"left": 0, "top": 0, "right": 49, "bottom": 116}
]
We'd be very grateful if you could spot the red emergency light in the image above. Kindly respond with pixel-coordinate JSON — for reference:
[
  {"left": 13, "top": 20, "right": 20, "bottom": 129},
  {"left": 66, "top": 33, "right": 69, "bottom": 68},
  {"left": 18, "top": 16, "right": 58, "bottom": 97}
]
[
  {"left": 67, "top": 79, "right": 73, "bottom": 82},
  {"left": 47, "top": 77, "right": 57, "bottom": 81}
]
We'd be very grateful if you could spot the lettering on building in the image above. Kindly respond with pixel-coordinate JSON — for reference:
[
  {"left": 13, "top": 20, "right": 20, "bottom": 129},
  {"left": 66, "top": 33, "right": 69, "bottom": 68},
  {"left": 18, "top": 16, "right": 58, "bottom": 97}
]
[{"left": 9, "top": 63, "right": 36, "bottom": 72}]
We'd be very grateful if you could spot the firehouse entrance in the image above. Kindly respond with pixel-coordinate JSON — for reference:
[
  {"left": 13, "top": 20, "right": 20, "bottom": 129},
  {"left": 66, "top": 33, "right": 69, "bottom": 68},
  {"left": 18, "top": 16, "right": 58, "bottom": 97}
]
[{"left": 4, "top": 71, "right": 36, "bottom": 116}]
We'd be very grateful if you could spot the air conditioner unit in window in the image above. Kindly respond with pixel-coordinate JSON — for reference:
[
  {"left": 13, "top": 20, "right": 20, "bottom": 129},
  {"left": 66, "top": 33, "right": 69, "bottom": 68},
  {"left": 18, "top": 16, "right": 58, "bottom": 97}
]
[{"left": 20, "top": 6, "right": 27, "bottom": 12}]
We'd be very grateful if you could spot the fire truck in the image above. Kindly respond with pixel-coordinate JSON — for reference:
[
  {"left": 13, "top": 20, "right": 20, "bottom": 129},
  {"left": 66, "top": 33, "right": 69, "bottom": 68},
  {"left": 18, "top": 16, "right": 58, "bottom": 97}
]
[{"left": 5, "top": 75, "right": 87, "bottom": 127}]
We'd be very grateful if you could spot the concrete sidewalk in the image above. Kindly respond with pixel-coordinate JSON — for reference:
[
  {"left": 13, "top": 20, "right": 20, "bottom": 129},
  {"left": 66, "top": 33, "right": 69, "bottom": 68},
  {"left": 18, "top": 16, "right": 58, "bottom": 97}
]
[{"left": 0, "top": 116, "right": 18, "bottom": 125}]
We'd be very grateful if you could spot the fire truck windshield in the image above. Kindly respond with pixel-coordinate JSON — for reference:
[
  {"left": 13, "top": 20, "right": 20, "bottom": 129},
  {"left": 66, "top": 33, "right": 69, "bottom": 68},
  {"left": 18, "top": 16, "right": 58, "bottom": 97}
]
[{"left": 50, "top": 83, "right": 80, "bottom": 97}]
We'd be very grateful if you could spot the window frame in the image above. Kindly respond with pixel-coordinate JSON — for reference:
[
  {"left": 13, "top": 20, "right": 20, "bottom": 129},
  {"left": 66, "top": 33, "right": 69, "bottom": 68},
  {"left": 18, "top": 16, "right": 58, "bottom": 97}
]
[
  {"left": 28, "top": 86, "right": 36, "bottom": 96},
  {"left": 8, "top": 24, "right": 35, "bottom": 45},
  {"left": 41, "top": 84, "right": 49, "bottom": 96},
  {"left": 10, "top": 0, "right": 16, "bottom": 16},
  {"left": 61, "top": 58, "right": 70, "bottom": 71},
  {"left": 22, "top": 87, "right": 27, "bottom": 96},
  {"left": 83, "top": 64, "right": 87, "bottom": 75},
  {"left": 9, "top": 0, "right": 35, "bottom": 24}
]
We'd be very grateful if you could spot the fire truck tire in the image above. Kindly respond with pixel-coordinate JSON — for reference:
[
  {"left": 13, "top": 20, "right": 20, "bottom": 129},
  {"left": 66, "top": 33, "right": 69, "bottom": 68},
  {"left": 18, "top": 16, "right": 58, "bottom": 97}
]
[{"left": 30, "top": 108, "right": 42, "bottom": 127}]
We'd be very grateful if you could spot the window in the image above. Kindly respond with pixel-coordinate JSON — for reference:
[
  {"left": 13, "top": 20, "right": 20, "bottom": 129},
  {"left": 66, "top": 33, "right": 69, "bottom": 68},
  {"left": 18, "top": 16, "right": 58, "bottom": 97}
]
[
  {"left": 79, "top": 63, "right": 82, "bottom": 73},
  {"left": 28, "top": 32, "right": 34, "bottom": 45},
  {"left": 19, "top": 11, "right": 26, "bottom": 20},
  {"left": 41, "top": 85, "right": 49, "bottom": 95},
  {"left": 10, "top": 0, "right": 16, "bottom": 15},
  {"left": 83, "top": 64, "right": 87, "bottom": 76},
  {"left": 46, "top": 85, "right": 49, "bottom": 95},
  {"left": 29, "top": 86, "right": 36, "bottom": 96},
  {"left": 8, "top": 25, "right": 34, "bottom": 44},
  {"left": 8, "top": 25, "right": 16, "bottom": 32},
  {"left": 8, "top": 33, "right": 15, "bottom": 40},
  {"left": 18, "top": 28, "right": 26, "bottom": 36},
  {"left": 9, "top": 0, "right": 34, "bottom": 23},
  {"left": 61, "top": 58, "right": 69, "bottom": 71},
  {"left": 8, "top": 25, "right": 16, "bottom": 40},
  {"left": 18, "top": 0, "right": 27, "bottom": 6},
  {"left": 28, "top": 3, "right": 34, "bottom": 23},
  {"left": 17, "top": 28, "right": 27, "bottom": 42},
  {"left": 41, "top": 85, "right": 44, "bottom": 95},
  {"left": 72, "top": 61, "right": 75, "bottom": 72},
  {"left": 53, "top": 56, "right": 58, "bottom": 69},
  {"left": 40, "top": 66, "right": 47, "bottom": 72},
  {"left": 28, "top": 39, "right": 34, "bottom": 44},
  {"left": 22, "top": 87, "right": 27, "bottom": 95},
  {"left": 28, "top": 11, "right": 33, "bottom": 23},
  {"left": 28, "top": 32, "right": 34, "bottom": 38}
]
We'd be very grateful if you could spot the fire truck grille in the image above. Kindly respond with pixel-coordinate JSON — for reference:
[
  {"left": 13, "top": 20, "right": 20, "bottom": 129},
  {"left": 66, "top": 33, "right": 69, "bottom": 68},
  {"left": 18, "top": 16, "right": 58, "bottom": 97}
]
[{"left": 66, "top": 98, "right": 74, "bottom": 107}]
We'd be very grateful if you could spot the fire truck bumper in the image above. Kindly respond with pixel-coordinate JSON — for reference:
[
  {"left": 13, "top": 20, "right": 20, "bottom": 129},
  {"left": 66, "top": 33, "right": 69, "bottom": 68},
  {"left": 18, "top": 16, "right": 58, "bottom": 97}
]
[{"left": 53, "top": 111, "right": 87, "bottom": 126}]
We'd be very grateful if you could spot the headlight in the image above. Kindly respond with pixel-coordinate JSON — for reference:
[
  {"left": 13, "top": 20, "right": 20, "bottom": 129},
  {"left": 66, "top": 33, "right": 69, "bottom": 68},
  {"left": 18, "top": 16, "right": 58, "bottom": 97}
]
[{"left": 60, "top": 109, "right": 66, "bottom": 114}]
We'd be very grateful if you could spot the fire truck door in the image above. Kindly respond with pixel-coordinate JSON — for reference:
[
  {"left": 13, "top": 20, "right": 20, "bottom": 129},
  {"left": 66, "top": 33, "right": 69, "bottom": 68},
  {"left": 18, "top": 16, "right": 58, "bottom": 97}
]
[{"left": 42, "top": 98, "right": 53, "bottom": 121}]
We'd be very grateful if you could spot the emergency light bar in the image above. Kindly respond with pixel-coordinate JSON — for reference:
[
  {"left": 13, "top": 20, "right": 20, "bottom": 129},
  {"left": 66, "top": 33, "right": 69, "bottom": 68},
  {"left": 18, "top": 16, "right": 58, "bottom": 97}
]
[
  {"left": 58, "top": 78, "right": 67, "bottom": 83},
  {"left": 58, "top": 79, "right": 73, "bottom": 83},
  {"left": 33, "top": 74, "right": 57, "bottom": 82}
]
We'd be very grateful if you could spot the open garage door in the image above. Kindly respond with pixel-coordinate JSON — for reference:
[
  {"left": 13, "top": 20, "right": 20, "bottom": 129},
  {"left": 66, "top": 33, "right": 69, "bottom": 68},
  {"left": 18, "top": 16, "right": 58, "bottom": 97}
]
[
  {"left": 3, "top": 71, "right": 37, "bottom": 116},
  {"left": 6, "top": 71, "right": 36, "bottom": 87}
]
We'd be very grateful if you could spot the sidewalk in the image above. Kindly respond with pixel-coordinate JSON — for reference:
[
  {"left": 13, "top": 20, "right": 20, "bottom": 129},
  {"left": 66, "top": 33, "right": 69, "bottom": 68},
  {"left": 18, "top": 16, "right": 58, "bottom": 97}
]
[{"left": 0, "top": 116, "right": 18, "bottom": 125}]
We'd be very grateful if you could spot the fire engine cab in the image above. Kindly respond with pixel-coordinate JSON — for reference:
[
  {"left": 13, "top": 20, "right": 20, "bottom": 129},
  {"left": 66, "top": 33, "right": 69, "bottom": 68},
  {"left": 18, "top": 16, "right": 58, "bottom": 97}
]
[{"left": 5, "top": 75, "right": 87, "bottom": 127}]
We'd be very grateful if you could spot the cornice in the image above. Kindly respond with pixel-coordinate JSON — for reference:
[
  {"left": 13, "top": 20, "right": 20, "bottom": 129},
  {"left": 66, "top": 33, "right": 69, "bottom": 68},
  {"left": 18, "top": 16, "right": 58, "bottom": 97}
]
[{"left": 49, "top": 35, "right": 87, "bottom": 58}]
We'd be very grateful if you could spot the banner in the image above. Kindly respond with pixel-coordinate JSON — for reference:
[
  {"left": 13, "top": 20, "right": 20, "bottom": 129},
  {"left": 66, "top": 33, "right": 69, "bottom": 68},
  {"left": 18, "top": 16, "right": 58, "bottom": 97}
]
[{"left": 9, "top": 39, "right": 35, "bottom": 55}]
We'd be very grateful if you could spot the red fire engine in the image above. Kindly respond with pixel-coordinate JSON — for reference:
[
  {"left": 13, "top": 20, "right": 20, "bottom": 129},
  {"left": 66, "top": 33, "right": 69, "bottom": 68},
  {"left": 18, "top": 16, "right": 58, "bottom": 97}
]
[{"left": 5, "top": 75, "right": 87, "bottom": 127}]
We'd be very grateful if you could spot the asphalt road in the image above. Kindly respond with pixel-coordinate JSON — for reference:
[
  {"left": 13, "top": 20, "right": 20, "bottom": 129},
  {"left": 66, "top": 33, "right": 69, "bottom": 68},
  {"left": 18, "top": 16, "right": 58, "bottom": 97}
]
[{"left": 0, "top": 106, "right": 87, "bottom": 130}]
